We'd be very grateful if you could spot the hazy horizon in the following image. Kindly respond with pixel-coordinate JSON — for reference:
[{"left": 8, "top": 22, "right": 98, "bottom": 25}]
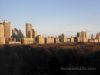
[{"left": 0, "top": 0, "right": 100, "bottom": 36}]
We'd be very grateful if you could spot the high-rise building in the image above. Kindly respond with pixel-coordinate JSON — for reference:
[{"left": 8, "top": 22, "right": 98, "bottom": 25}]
[
  {"left": 91, "top": 34, "right": 94, "bottom": 39},
  {"left": 26, "top": 23, "right": 37, "bottom": 38},
  {"left": 81, "top": 31, "right": 88, "bottom": 42},
  {"left": 76, "top": 32, "right": 80, "bottom": 42},
  {"left": 59, "top": 33, "right": 67, "bottom": 43},
  {"left": 3, "top": 20, "right": 11, "bottom": 43},
  {"left": 0, "top": 22, "right": 4, "bottom": 37},
  {"left": 0, "top": 21, "right": 5, "bottom": 44},
  {"left": 77, "top": 31, "right": 88, "bottom": 42},
  {"left": 96, "top": 32, "right": 100, "bottom": 42},
  {"left": 54, "top": 37, "right": 60, "bottom": 44},
  {"left": 77, "top": 32, "right": 81, "bottom": 37},
  {"left": 26, "top": 23, "right": 32, "bottom": 38},
  {"left": 96, "top": 33, "right": 100, "bottom": 38},
  {"left": 3, "top": 20, "right": 11, "bottom": 38},
  {"left": 12, "top": 28, "right": 24, "bottom": 42}
]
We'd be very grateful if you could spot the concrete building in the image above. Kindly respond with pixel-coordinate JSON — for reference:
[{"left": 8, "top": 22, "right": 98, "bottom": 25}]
[
  {"left": 70, "top": 36, "right": 74, "bottom": 42},
  {"left": 91, "top": 34, "right": 94, "bottom": 39},
  {"left": 81, "top": 31, "right": 88, "bottom": 42},
  {"left": 88, "top": 39, "right": 93, "bottom": 43},
  {"left": 88, "top": 39, "right": 98, "bottom": 43},
  {"left": 9, "top": 41, "right": 16, "bottom": 44},
  {"left": 0, "top": 21, "right": 5, "bottom": 44},
  {"left": 54, "top": 37, "right": 60, "bottom": 44},
  {"left": 0, "top": 22, "right": 4, "bottom": 37},
  {"left": 26, "top": 23, "right": 37, "bottom": 38},
  {"left": 96, "top": 33, "right": 100, "bottom": 42},
  {"left": 77, "top": 31, "right": 88, "bottom": 42},
  {"left": 45, "top": 36, "right": 55, "bottom": 44},
  {"left": 12, "top": 28, "right": 24, "bottom": 42},
  {"left": 0, "top": 20, "right": 11, "bottom": 44},
  {"left": 36, "top": 35, "right": 45, "bottom": 44},
  {"left": 0, "top": 37, "right": 5, "bottom": 44},
  {"left": 59, "top": 34, "right": 67, "bottom": 43},
  {"left": 67, "top": 37, "right": 74, "bottom": 43},
  {"left": 1, "top": 20, "right": 11, "bottom": 43},
  {"left": 76, "top": 37, "right": 81, "bottom": 42},
  {"left": 8, "top": 38, "right": 16, "bottom": 44},
  {"left": 76, "top": 32, "right": 81, "bottom": 42},
  {"left": 3, "top": 20, "right": 11, "bottom": 38},
  {"left": 32, "top": 29, "right": 37, "bottom": 38},
  {"left": 21, "top": 38, "right": 34, "bottom": 45},
  {"left": 26, "top": 23, "right": 33, "bottom": 38},
  {"left": 67, "top": 38, "right": 70, "bottom": 42}
]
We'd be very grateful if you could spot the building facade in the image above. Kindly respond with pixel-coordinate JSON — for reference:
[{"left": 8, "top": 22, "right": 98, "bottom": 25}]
[
  {"left": 0, "top": 22, "right": 4, "bottom": 37},
  {"left": 77, "top": 31, "right": 88, "bottom": 42},
  {"left": 0, "top": 21, "right": 5, "bottom": 44},
  {"left": 96, "top": 33, "right": 100, "bottom": 42},
  {"left": 21, "top": 38, "right": 34, "bottom": 45},
  {"left": 3, "top": 21, "right": 11, "bottom": 38},
  {"left": 59, "top": 34, "right": 67, "bottom": 43},
  {"left": 45, "top": 36, "right": 55, "bottom": 44},
  {"left": 54, "top": 37, "right": 60, "bottom": 44},
  {"left": 26, "top": 23, "right": 37, "bottom": 38},
  {"left": 36, "top": 35, "right": 45, "bottom": 44},
  {"left": 26, "top": 23, "right": 33, "bottom": 38},
  {"left": 0, "top": 37, "right": 5, "bottom": 45}
]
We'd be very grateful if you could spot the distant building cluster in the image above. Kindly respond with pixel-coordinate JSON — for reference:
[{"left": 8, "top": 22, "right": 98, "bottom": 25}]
[{"left": 0, "top": 19, "right": 100, "bottom": 45}]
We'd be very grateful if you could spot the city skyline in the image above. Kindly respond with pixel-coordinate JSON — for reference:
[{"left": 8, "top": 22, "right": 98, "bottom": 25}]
[
  {"left": 0, "top": 19, "right": 100, "bottom": 37},
  {"left": 0, "top": 19, "right": 100, "bottom": 45},
  {"left": 0, "top": 0, "right": 100, "bottom": 36}
]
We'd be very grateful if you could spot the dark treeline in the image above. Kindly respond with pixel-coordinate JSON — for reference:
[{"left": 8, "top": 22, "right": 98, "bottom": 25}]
[{"left": 0, "top": 45, "right": 100, "bottom": 75}]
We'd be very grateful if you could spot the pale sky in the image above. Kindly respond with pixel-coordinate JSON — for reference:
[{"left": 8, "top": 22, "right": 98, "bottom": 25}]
[{"left": 0, "top": 0, "right": 100, "bottom": 36}]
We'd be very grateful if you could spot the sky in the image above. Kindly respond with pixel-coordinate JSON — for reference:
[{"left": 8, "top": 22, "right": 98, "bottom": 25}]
[{"left": 0, "top": 0, "right": 100, "bottom": 36}]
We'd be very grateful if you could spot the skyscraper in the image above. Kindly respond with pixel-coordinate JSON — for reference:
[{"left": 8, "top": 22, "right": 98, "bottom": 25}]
[
  {"left": 59, "top": 33, "right": 67, "bottom": 43},
  {"left": 3, "top": 20, "right": 11, "bottom": 43},
  {"left": 81, "top": 31, "right": 88, "bottom": 42},
  {"left": 12, "top": 28, "right": 24, "bottom": 42},
  {"left": 96, "top": 32, "right": 100, "bottom": 42},
  {"left": 76, "top": 31, "right": 88, "bottom": 42},
  {"left": 91, "top": 34, "right": 94, "bottom": 39},
  {"left": 96, "top": 33, "right": 100, "bottom": 38},
  {"left": 0, "top": 22, "right": 4, "bottom": 37},
  {"left": 26, "top": 23, "right": 32, "bottom": 38},
  {"left": 77, "top": 32, "right": 81, "bottom": 37},
  {"left": 26, "top": 23, "right": 37, "bottom": 38},
  {"left": 3, "top": 20, "right": 11, "bottom": 38},
  {"left": 0, "top": 21, "right": 5, "bottom": 44}
]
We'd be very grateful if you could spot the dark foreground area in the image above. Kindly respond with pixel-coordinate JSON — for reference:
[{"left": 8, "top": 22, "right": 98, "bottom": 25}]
[{"left": 0, "top": 45, "right": 100, "bottom": 75}]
